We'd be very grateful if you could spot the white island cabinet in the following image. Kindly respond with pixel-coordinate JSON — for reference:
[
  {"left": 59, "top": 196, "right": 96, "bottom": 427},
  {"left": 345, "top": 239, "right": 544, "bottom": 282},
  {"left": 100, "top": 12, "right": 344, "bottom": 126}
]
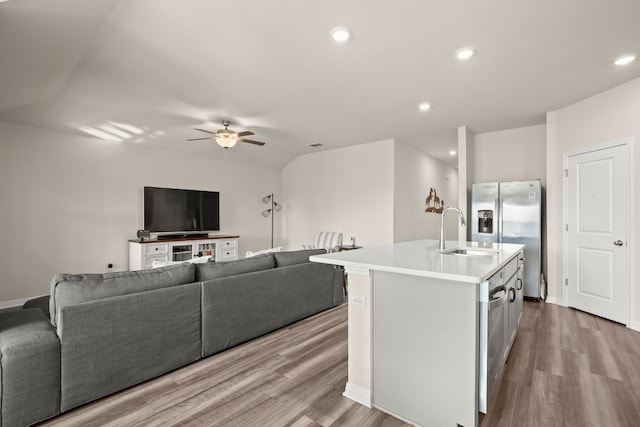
[{"left": 310, "top": 239, "right": 524, "bottom": 427}]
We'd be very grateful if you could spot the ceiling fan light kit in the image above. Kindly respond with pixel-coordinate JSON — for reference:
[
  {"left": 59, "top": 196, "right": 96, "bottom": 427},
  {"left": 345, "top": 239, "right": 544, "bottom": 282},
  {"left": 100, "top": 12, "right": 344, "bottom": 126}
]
[{"left": 215, "top": 132, "right": 238, "bottom": 148}]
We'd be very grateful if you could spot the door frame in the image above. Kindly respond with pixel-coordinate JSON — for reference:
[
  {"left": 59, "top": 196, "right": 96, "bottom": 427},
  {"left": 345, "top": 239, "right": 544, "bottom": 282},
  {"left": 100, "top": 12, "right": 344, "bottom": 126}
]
[{"left": 562, "top": 138, "right": 634, "bottom": 326}]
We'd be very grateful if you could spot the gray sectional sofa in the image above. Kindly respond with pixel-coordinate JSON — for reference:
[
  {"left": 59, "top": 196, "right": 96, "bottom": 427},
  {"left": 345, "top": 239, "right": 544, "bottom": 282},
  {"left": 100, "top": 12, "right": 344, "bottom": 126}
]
[{"left": 0, "top": 249, "right": 343, "bottom": 427}]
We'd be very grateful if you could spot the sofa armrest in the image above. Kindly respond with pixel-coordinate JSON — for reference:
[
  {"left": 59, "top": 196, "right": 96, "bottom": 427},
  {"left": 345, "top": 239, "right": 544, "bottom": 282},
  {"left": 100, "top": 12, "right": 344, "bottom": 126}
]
[
  {"left": 0, "top": 308, "right": 61, "bottom": 426},
  {"left": 22, "top": 295, "right": 51, "bottom": 318}
]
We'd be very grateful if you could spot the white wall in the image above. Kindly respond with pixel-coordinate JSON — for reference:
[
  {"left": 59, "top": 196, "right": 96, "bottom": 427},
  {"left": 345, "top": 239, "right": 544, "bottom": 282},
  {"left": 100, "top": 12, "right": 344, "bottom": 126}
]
[
  {"left": 474, "top": 125, "right": 546, "bottom": 185},
  {"left": 546, "top": 76, "right": 640, "bottom": 326},
  {"left": 393, "top": 141, "right": 458, "bottom": 243},
  {"left": 0, "top": 121, "right": 281, "bottom": 303},
  {"left": 281, "top": 140, "right": 395, "bottom": 250}
]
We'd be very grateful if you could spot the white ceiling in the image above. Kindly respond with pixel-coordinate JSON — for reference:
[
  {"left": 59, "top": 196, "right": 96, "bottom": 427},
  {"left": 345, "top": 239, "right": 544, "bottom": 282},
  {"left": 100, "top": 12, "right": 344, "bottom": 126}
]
[{"left": 1, "top": 0, "right": 639, "bottom": 168}]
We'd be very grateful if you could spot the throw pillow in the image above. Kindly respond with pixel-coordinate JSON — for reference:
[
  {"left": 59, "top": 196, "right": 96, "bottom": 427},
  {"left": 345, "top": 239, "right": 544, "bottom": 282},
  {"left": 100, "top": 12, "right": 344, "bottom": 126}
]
[{"left": 245, "top": 246, "right": 283, "bottom": 258}]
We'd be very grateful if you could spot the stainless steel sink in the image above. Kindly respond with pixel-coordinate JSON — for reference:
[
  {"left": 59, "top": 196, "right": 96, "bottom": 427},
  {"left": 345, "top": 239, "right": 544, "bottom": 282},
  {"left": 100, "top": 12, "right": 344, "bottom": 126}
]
[{"left": 443, "top": 248, "right": 499, "bottom": 257}]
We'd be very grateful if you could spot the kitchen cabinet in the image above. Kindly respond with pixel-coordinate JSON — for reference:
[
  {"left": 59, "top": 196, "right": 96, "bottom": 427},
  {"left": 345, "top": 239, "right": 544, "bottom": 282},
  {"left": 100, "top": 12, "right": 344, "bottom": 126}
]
[
  {"left": 504, "top": 254, "right": 525, "bottom": 363},
  {"left": 505, "top": 270, "right": 518, "bottom": 360}
]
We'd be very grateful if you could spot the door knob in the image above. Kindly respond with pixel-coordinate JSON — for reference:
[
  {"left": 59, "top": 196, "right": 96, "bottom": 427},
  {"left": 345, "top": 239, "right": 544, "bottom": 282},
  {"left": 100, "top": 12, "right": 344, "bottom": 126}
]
[{"left": 614, "top": 240, "right": 624, "bottom": 246}]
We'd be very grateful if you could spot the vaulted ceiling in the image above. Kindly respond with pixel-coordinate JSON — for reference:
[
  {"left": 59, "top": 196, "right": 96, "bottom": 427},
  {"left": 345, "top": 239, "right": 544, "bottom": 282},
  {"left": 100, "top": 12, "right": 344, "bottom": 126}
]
[{"left": 1, "top": 0, "right": 639, "bottom": 168}]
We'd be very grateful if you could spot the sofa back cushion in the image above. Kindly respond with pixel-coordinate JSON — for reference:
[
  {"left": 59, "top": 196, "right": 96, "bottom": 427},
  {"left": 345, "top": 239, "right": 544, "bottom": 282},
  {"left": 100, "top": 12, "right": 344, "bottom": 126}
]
[
  {"left": 273, "top": 249, "right": 327, "bottom": 267},
  {"left": 200, "top": 261, "right": 343, "bottom": 357},
  {"left": 49, "top": 263, "right": 196, "bottom": 326},
  {"left": 57, "top": 283, "right": 202, "bottom": 412},
  {"left": 195, "top": 253, "right": 275, "bottom": 281}
]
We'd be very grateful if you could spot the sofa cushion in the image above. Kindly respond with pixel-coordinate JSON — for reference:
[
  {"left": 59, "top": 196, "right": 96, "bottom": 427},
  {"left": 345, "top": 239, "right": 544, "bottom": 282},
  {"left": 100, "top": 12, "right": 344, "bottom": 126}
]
[
  {"left": 273, "top": 249, "right": 327, "bottom": 267},
  {"left": 49, "top": 263, "right": 196, "bottom": 326},
  {"left": 195, "top": 253, "right": 275, "bottom": 281}
]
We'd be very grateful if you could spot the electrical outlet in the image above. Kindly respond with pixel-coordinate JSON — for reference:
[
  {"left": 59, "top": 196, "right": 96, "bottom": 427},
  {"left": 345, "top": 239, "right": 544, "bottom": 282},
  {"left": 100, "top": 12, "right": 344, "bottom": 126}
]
[{"left": 350, "top": 295, "right": 366, "bottom": 307}]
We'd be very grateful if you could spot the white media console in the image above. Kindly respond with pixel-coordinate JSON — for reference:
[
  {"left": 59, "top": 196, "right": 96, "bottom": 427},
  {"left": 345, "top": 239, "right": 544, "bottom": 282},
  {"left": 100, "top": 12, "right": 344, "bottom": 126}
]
[{"left": 128, "top": 235, "right": 239, "bottom": 270}]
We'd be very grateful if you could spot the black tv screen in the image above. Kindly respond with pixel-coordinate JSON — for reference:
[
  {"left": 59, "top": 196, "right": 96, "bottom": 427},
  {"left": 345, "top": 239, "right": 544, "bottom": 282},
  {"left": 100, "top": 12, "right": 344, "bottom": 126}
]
[{"left": 144, "top": 187, "right": 220, "bottom": 233}]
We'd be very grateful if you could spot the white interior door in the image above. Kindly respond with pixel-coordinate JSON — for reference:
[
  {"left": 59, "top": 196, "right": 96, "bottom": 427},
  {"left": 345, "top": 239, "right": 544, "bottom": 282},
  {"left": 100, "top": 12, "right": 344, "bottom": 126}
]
[{"left": 566, "top": 143, "right": 629, "bottom": 324}]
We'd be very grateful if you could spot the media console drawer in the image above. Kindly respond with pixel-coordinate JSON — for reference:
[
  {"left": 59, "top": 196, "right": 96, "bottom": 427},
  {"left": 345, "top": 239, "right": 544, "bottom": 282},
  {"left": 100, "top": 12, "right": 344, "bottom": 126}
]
[
  {"left": 218, "top": 239, "right": 237, "bottom": 249},
  {"left": 218, "top": 248, "right": 237, "bottom": 260},
  {"left": 143, "top": 243, "right": 168, "bottom": 255}
]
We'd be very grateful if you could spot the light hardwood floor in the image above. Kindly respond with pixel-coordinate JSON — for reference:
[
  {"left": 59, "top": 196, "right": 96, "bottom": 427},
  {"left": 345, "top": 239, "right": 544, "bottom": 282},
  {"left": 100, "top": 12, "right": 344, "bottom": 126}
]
[
  {"left": 483, "top": 300, "right": 640, "bottom": 426},
  {"left": 39, "top": 301, "right": 640, "bottom": 426}
]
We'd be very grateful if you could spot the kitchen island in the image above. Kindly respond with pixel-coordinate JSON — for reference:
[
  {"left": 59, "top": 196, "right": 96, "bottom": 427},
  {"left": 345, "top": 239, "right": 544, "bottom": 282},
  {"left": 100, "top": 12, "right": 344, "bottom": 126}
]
[{"left": 310, "top": 239, "right": 524, "bottom": 427}]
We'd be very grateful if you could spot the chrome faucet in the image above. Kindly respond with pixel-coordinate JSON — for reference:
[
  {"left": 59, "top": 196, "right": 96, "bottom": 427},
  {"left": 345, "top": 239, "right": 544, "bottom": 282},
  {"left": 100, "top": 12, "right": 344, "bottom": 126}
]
[{"left": 439, "top": 207, "right": 466, "bottom": 251}]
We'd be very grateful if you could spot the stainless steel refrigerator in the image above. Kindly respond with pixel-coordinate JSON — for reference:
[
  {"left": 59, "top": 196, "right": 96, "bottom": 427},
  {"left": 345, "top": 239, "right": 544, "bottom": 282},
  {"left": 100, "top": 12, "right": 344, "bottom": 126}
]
[{"left": 471, "top": 180, "right": 543, "bottom": 299}]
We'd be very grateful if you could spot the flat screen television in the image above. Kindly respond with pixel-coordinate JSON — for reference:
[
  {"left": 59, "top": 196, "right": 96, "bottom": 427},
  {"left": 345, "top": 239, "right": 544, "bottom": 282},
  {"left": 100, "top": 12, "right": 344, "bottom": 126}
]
[{"left": 144, "top": 186, "right": 220, "bottom": 233}]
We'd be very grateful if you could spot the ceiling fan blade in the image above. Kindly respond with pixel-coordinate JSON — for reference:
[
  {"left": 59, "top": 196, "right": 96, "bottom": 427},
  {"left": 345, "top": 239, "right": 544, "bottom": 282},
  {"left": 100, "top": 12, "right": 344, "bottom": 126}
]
[
  {"left": 239, "top": 138, "right": 266, "bottom": 146},
  {"left": 237, "top": 131, "right": 254, "bottom": 137},
  {"left": 186, "top": 137, "right": 213, "bottom": 141},
  {"left": 194, "top": 128, "right": 218, "bottom": 135}
]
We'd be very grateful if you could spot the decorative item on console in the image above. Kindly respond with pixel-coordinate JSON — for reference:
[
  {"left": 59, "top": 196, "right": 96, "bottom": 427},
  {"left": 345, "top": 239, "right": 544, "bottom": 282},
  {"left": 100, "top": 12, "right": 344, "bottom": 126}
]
[
  {"left": 136, "top": 229, "right": 150, "bottom": 241},
  {"left": 425, "top": 187, "right": 445, "bottom": 214}
]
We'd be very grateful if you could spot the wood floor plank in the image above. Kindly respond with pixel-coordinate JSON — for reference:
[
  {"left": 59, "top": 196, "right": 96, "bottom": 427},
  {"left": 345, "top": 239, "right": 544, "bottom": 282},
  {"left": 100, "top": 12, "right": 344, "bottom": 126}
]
[
  {"left": 303, "top": 384, "right": 356, "bottom": 427},
  {"left": 527, "top": 369, "right": 564, "bottom": 426}
]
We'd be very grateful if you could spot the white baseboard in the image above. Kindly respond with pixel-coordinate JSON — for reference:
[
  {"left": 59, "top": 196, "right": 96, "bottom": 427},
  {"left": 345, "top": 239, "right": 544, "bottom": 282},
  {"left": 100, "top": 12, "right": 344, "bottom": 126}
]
[
  {"left": 628, "top": 320, "right": 640, "bottom": 332},
  {"left": 343, "top": 382, "right": 372, "bottom": 408},
  {"left": 0, "top": 297, "right": 31, "bottom": 310},
  {"left": 545, "top": 295, "right": 565, "bottom": 306}
]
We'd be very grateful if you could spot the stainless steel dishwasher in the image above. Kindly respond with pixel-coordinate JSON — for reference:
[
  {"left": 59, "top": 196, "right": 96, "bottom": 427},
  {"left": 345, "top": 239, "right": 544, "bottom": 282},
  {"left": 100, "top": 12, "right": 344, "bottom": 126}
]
[{"left": 479, "top": 269, "right": 508, "bottom": 413}]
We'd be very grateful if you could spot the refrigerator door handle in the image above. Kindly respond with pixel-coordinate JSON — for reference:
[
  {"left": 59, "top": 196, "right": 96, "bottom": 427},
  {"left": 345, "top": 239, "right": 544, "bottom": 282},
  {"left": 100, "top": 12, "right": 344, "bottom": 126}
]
[{"left": 497, "top": 196, "right": 503, "bottom": 243}]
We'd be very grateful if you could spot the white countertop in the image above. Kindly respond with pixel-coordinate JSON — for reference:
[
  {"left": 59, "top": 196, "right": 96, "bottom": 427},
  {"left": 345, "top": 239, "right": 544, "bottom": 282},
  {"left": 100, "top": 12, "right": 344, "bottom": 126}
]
[{"left": 310, "top": 239, "right": 524, "bottom": 283}]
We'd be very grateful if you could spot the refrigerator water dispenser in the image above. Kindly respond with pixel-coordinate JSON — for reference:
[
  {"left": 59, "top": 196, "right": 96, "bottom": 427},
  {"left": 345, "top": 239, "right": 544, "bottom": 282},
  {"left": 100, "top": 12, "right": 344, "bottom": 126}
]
[{"left": 478, "top": 210, "right": 493, "bottom": 234}]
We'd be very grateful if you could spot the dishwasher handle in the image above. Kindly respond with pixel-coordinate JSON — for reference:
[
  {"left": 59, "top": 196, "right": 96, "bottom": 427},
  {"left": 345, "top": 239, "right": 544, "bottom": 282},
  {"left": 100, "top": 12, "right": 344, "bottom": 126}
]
[{"left": 489, "top": 286, "right": 507, "bottom": 309}]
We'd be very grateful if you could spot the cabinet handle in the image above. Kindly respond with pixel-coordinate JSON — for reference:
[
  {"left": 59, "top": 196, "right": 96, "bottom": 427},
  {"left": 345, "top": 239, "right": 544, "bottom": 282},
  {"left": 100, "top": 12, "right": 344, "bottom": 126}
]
[
  {"left": 516, "top": 278, "right": 523, "bottom": 291},
  {"left": 509, "top": 287, "right": 516, "bottom": 303},
  {"left": 614, "top": 240, "right": 624, "bottom": 246}
]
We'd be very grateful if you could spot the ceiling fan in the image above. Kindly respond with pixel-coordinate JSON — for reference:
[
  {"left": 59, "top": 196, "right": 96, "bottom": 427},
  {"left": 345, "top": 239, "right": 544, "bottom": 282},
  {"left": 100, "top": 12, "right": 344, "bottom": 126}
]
[{"left": 187, "top": 120, "right": 266, "bottom": 149}]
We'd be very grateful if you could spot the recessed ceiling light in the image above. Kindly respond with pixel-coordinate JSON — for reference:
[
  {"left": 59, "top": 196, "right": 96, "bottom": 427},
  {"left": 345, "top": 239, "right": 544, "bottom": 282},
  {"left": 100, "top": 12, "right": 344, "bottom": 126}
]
[
  {"left": 449, "top": 150, "right": 457, "bottom": 156},
  {"left": 456, "top": 47, "right": 475, "bottom": 60},
  {"left": 614, "top": 55, "right": 636, "bottom": 66},
  {"left": 418, "top": 102, "right": 431, "bottom": 112},
  {"left": 330, "top": 27, "right": 352, "bottom": 43}
]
